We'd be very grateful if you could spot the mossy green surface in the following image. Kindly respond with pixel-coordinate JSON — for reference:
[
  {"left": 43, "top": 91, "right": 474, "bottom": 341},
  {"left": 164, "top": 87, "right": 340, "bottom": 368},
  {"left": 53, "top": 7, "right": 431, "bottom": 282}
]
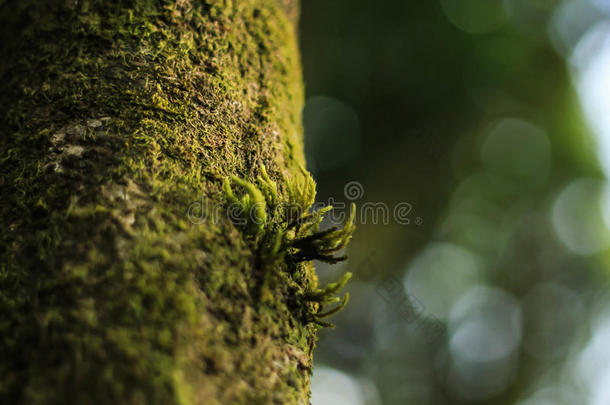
[{"left": 0, "top": 1, "right": 337, "bottom": 403}]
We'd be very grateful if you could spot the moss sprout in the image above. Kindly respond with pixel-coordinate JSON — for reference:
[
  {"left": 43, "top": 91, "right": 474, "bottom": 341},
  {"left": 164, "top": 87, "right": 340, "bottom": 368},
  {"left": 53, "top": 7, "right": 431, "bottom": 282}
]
[
  {"left": 223, "top": 165, "right": 356, "bottom": 325},
  {"left": 304, "top": 272, "right": 352, "bottom": 328},
  {"left": 223, "top": 164, "right": 356, "bottom": 265},
  {"left": 223, "top": 175, "right": 270, "bottom": 238}
]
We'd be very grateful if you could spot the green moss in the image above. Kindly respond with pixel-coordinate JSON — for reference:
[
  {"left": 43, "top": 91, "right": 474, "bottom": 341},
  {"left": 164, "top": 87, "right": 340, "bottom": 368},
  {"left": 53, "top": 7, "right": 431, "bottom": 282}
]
[
  {"left": 0, "top": 0, "right": 348, "bottom": 404},
  {"left": 221, "top": 165, "right": 355, "bottom": 318}
]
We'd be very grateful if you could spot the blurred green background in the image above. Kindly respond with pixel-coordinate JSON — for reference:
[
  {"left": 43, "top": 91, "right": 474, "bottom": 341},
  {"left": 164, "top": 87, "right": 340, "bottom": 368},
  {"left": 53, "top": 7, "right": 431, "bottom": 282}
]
[{"left": 299, "top": 1, "right": 610, "bottom": 404}]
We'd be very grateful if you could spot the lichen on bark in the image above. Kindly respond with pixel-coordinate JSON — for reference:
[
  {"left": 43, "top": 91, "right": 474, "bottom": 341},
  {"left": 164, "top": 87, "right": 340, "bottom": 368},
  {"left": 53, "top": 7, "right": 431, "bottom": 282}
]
[{"left": 0, "top": 1, "right": 343, "bottom": 404}]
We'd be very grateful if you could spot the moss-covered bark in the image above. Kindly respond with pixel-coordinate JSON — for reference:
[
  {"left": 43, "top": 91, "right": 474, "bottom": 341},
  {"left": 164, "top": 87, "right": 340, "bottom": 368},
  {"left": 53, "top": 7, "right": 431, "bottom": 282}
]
[{"left": 0, "top": 1, "right": 337, "bottom": 403}]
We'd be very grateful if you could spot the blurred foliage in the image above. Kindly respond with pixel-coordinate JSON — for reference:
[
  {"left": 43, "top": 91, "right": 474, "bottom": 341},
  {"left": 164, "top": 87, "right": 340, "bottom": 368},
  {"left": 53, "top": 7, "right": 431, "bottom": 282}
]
[{"left": 300, "top": 1, "right": 610, "bottom": 404}]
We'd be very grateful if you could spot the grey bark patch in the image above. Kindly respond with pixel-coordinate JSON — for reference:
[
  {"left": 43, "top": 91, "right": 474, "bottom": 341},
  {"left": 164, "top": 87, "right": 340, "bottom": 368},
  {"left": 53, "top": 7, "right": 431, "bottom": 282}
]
[
  {"left": 65, "top": 145, "right": 85, "bottom": 158},
  {"left": 87, "top": 119, "right": 102, "bottom": 128}
]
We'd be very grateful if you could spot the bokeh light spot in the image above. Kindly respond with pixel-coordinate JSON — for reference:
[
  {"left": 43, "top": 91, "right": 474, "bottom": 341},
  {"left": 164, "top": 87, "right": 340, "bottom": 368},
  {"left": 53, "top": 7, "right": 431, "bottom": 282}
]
[
  {"left": 446, "top": 286, "right": 521, "bottom": 400},
  {"left": 311, "top": 366, "right": 377, "bottom": 405},
  {"left": 480, "top": 118, "right": 551, "bottom": 185},
  {"left": 404, "top": 243, "right": 483, "bottom": 320},
  {"left": 449, "top": 286, "right": 521, "bottom": 364},
  {"left": 549, "top": 0, "right": 599, "bottom": 58},
  {"left": 572, "top": 21, "right": 610, "bottom": 178},
  {"left": 591, "top": 0, "right": 610, "bottom": 15},
  {"left": 551, "top": 178, "right": 610, "bottom": 255},
  {"left": 576, "top": 302, "right": 610, "bottom": 405}
]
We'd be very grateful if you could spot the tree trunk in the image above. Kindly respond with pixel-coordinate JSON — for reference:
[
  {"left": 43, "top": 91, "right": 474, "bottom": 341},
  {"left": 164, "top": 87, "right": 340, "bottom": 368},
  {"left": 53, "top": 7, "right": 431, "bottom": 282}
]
[{"left": 0, "top": 1, "right": 345, "bottom": 404}]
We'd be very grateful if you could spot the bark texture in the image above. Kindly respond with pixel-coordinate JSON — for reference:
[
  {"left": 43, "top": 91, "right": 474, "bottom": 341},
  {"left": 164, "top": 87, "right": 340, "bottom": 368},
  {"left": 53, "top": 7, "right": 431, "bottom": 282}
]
[{"left": 0, "top": 1, "right": 326, "bottom": 404}]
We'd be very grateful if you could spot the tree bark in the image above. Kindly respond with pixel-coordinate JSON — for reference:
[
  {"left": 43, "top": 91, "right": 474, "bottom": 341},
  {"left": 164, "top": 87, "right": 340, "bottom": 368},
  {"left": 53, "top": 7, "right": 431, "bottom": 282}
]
[{"left": 0, "top": 1, "right": 327, "bottom": 404}]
